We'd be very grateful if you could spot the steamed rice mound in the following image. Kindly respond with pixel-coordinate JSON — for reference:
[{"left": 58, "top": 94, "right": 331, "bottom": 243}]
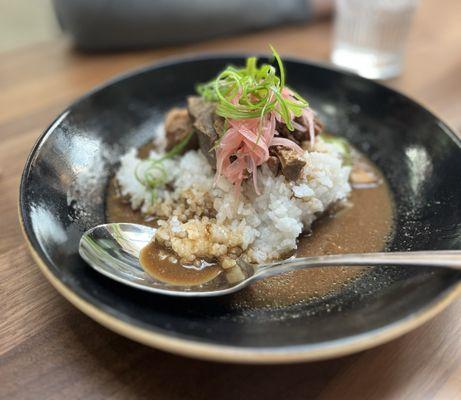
[{"left": 116, "top": 137, "right": 351, "bottom": 270}]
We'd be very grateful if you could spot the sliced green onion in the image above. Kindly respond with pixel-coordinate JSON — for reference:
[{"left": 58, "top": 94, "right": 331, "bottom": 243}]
[
  {"left": 195, "top": 46, "right": 309, "bottom": 133},
  {"left": 135, "top": 132, "right": 194, "bottom": 204},
  {"left": 320, "top": 133, "right": 352, "bottom": 166}
]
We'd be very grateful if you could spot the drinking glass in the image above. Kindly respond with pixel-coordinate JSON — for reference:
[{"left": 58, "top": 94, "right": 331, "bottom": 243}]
[{"left": 331, "top": 0, "right": 419, "bottom": 80}]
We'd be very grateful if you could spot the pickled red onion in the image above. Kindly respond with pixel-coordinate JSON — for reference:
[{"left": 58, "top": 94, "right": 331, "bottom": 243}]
[{"left": 215, "top": 88, "right": 315, "bottom": 194}]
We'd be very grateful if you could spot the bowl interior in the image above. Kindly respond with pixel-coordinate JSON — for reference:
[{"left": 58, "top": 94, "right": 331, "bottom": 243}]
[{"left": 20, "top": 56, "right": 461, "bottom": 355}]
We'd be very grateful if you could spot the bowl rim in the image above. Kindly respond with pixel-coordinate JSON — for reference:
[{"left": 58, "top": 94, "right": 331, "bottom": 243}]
[{"left": 19, "top": 53, "right": 461, "bottom": 364}]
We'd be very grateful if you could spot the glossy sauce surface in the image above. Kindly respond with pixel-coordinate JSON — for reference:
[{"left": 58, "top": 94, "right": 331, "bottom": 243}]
[
  {"left": 232, "top": 171, "right": 393, "bottom": 308},
  {"left": 139, "top": 243, "right": 221, "bottom": 286}
]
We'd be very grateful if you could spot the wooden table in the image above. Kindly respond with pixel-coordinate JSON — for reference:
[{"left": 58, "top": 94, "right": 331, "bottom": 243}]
[{"left": 2, "top": 0, "right": 461, "bottom": 398}]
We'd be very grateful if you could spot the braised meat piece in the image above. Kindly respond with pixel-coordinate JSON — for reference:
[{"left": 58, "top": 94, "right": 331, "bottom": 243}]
[
  {"left": 314, "top": 118, "right": 324, "bottom": 136},
  {"left": 213, "top": 115, "right": 225, "bottom": 137},
  {"left": 164, "top": 107, "right": 198, "bottom": 152},
  {"left": 276, "top": 116, "right": 323, "bottom": 147},
  {"left": 187, "top": 96, "right": 223, "bottom": 165},
  {"left": 266, "top": 155, "right": 280, "bottom": 176},
  {"left": 271, "top": 146, "right": 306, "bottom": 181}
]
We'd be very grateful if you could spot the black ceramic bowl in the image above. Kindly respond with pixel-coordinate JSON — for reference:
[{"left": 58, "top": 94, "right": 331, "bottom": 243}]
[{"left": 20, "top": 55, "right": 461, "bottom": 363}]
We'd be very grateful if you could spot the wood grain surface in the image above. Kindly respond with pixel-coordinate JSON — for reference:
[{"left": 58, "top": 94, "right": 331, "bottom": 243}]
[{"left": 1, "top": 0, "right": 461, "bottom": 398}]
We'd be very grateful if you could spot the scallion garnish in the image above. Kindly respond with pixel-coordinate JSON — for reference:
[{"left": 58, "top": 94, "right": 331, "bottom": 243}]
[
  {"left": 135, "top": 132, "right": 193, "bottom": 203},
  {"left": 196, "top": 46, "right": 308, "bottom": 133}
]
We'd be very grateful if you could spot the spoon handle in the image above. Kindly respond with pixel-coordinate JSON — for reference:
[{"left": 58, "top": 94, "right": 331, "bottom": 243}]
[{"left": 253, "top": 251, "right": 461, "bottom": 280}]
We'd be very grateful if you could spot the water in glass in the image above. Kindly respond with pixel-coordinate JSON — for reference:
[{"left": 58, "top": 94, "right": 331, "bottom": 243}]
[{"left": 332, "top": 0, "right": 419, "bottom": 79}]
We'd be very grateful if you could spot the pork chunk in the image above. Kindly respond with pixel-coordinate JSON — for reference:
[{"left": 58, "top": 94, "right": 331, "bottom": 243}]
[
  {"left": 276, "top": 116, "right": 323, "bottom": 147},
  {"left": 164, "top": 107, "right": 197, "bottom": 151},
  {"left": 272, "top": 146, "right": 306, "bottom": 181},
  {"left": 266, "top": 155, "right": 280, "bottom": 176},
  {"left": 187, "top": 96, "right": 222, "bottom": 165}
]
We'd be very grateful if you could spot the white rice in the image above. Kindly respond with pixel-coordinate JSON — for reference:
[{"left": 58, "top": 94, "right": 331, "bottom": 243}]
[{"left": 116, "top": 138, "right": 351, "bottom": 265}]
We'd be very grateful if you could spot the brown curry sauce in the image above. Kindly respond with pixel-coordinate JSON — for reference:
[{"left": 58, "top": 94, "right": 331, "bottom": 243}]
[
  {"left": 106, "top": 147, "right": 394, "bottom": 308},
  {"left": 139, "top": 244, "right": 222, "bottom": 286}
]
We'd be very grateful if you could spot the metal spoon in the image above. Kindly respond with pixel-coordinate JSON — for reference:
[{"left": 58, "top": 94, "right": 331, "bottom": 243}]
[{"left": 79, "top": 223, "right": 461, "bottom": 297}]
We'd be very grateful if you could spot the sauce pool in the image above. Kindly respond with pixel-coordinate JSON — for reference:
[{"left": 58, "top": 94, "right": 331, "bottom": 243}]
[{"left": 139, "top": 242, "right": 221, "bottom": 286}]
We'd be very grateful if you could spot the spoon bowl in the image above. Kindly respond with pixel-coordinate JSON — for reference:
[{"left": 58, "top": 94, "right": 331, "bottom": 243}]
[
  {"left": 79, "top": 223, "right": 461, "bottom": 297},
  {"left": 79, "top": 223, "right": 255, "bottom": 296}
]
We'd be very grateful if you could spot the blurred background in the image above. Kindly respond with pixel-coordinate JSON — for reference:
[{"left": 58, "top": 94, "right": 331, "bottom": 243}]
[
  {"left": 0, "top": 0, "right": 421, "bottom": 81},
  {"left": 1, "top": 0, "right": 327, "bottom": 52},
  {"left": 0, "top": 0, "right": 59, "bottom": 52},
  {"left": 2, "top": 0, "right": 460, "bottom": 132}
]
